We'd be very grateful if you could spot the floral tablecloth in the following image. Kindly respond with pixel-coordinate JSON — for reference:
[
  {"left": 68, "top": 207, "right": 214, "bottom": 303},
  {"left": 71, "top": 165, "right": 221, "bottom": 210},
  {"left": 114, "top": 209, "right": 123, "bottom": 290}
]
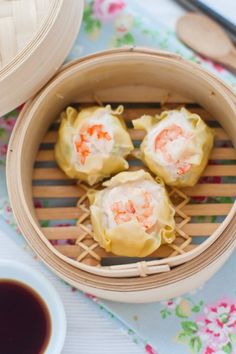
[{"left": 1, "top": 1, "right": 236, "bottom": 353}]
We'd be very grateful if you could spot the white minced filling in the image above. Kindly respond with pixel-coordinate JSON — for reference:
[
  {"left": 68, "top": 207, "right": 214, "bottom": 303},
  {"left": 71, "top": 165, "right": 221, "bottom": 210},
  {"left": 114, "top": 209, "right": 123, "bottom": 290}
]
[
  {"left": 147, "top": 110, "right": 196, "bottom": 176},
  {"left": 101, "top": 179, "right": 164, "bottom": 230},
  {"left": 73, "top": 113, "right": 115, "bottom": 166}
]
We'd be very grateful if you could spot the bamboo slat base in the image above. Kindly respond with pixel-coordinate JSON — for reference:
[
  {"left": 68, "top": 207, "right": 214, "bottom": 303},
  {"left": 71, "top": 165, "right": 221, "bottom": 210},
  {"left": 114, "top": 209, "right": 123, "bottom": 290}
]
[{"left": 33, "top": 102, "right": 236, "bottom": 269}]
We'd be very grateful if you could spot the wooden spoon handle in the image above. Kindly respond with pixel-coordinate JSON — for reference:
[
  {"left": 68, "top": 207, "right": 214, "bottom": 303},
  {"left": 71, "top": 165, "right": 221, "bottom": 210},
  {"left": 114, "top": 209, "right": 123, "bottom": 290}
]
[{"left": 219, "top": 47, "right": 236, "bottom": 72}]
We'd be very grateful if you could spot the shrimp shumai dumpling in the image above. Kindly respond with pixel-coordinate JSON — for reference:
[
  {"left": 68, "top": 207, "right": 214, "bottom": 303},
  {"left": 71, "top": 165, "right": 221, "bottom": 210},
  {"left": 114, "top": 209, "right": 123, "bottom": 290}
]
[
  {"left": 55, "top": 105, "right": 134, "bottom": 185},
  {"left": 88, "top": 170, "right": 175, "bottom": 257},
  {"left": 133, "top": 108, "right": 214, "bottom": 187}
]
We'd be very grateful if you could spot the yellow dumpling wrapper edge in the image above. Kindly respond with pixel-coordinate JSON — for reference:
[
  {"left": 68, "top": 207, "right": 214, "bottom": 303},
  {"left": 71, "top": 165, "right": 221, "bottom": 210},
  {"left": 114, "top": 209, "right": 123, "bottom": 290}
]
[
  {"left": 55, "top": 105, "right": 134, "bottom": 186},
  {"left": 88, "top": 170, "right": 175, "bottom": 257},
  {"left": 132, "top": 107, "right": 214, "bottom": 187}
]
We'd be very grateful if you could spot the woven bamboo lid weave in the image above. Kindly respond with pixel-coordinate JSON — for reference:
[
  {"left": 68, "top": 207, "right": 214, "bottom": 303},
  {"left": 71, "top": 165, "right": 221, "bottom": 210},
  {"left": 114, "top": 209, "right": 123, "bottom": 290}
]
[
  {"left": 0, "top": 0, "right": 50, "bottom": 68},
  {"left": 0, "top": 0, "right": 84, "bottom": 116}
]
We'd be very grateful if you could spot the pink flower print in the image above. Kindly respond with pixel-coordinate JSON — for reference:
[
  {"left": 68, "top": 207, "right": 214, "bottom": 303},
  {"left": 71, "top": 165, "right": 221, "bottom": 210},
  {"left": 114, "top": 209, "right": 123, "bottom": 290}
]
[
  {"left": 165, "top": 299, "right": 176, "bottom": 310},
  {"left": 0, "top": 144, "right": 8, "bottom": 157},
  {"left": 93, "top": 0, "right": 125, "bottom": 22},
  {"left": 3, "top": 202, "right": 12, "bottom": 216},
  {"left": 161, "top": 297, "right": 181, "bottom": 310},
  {"left": 200, "top": 176, "right": 222, "bottom": 184},
  {"left": 85, "top": 292, "right": 98, "bottom": 301},
  {"left": 212, "top": 62, "right": 225, "bottom": 73},
  {"left": 50, "top": 239, "right": 73, "bottom": 246},
  {"left": 50, "top": 240, "right": 60, "bottom": 246},
  {"left": 0, "top": 117, "right": 16, "bottom": 132},
  {"left": 34, "top": 199, "right": 43, "bottom": 208},
  {"left": 114, "top": 13, "right": 133, "bottom": 33},
  {"left": 55, "top": 223, "right": 72, "bottom": 227},
  {"left": 145, "top": 344, "right": 158, "bottom": 354},
  {"left": 199, "top": 55, "right": 225, "bottom": 73},
  {"left": 191, "top": 195, "right": 208, "bottom": 203},
  {"left": 16, "top": 104, "right": 25, "bottom": 112},
  {"left": 205, "top": 347, "right": 215, "bottom": 354},
  {"left": 197, "top": 300, "right": 236, "bottom": 350}
]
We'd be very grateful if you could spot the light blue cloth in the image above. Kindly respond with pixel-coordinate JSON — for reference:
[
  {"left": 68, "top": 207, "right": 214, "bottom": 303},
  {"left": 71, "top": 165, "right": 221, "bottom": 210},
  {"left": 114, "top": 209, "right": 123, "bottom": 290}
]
[{"left": 1, "top": 1, "right": 236, "bottom": 353}]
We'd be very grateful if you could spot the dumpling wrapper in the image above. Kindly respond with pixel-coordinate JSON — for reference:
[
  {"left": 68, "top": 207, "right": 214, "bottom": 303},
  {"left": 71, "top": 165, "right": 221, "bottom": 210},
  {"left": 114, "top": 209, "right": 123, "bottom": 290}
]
[
  {"left": 55, "top": 105, "right": 134, "bottom": 185},
  {"left": 88, "top": 170, "right": 175, "bottom": 257},
  {"left": 132, "top": 107, "right": 214, "bottom": 187}
]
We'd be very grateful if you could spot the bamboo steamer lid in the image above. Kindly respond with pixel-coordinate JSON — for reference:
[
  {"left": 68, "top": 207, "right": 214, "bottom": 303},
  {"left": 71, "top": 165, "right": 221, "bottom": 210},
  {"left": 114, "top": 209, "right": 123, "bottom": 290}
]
[
  {"left": 0, "top": 0, "right": 84, "bottom": 116},
  {"left": 6, "top": 48, "right": 236, "bottom": 302}
]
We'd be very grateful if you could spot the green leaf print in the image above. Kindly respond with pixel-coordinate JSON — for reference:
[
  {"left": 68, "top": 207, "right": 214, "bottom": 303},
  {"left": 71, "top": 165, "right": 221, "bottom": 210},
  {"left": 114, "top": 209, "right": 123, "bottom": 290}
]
[
  {"left": 3, "top": 109, "right": 18, "bottom": 118},
  {"left": 159, "top": 37, "right": 168, "bottom": 49},
  {"left": 181, "top": 321, "right": 198, "bottom": 335},
  {"left": 211, "top": 215, "right": 218, "bottom": 223},
  {"left": 115, "top": 33, "right": 135, "bottom": 47},
  {"left": 175, "top": 305, "right": 189, "bottom": 318},
  {"left": 133, "top": 17, "right": 143, "bottom": 29},
  {"left": 177, "top": 332, "right": 191, "bottom": 343},
  {"left": 123, "top": 33, "right": 135, "bottom": 44},
  {"left": 128, "top": 328, "right": 135, "bottom": 335},
  {"left": 40, "top": 220, "right": 50, "bottom": 227},
  {"left": 189, "top": 336, "right": 202, "bottom": 353},
  {"left": 222, "top": 342, "right": 233, "bottom": 354},
  {"left": 0, "top": 127, "right": 6, "bottom": 138},
  {"left": 83, "top": 3, "right": 101, "bottom": 34},
  {"left": 85, "top": 18, "right": 101, "bottom": 33},
  {"left": 142, "top": 28, "right": 159, "bottom": 39},
  {"left": 191, "top": 305, "right": 201, "bottom": 313},
  {"left": 160, "top": 308, "right": 171, "bottom": 319},
  {"left": 83, "top": 4, "right": 92, "bottom": 21},
  {"left": 189, "top": 55, "right": 200, "bottom": 63},
  {"left": 215, "top": 196, "right": 234, "bottom": 203},
  {"left": 229, "top": 333, "right": 236, "bottom": 342}
]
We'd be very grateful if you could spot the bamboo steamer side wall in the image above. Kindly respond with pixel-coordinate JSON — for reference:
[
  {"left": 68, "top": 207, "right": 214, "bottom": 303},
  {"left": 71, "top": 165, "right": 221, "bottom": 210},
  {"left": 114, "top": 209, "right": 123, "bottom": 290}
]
[
  {"left": 19, "top": 51, "right": 236, "bottom": 143},
  {"left": 6, "top": 49, "right": 236, "bottom": 300},
  {"left": 54, "top": 247, "right": 234, "bottom": 303}
]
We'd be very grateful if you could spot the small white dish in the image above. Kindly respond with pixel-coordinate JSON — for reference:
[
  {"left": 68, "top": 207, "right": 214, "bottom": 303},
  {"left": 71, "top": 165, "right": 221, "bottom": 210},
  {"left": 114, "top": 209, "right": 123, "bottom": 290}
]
[{"left": 0, "top": 260, "right": 66, "bottom": 354}]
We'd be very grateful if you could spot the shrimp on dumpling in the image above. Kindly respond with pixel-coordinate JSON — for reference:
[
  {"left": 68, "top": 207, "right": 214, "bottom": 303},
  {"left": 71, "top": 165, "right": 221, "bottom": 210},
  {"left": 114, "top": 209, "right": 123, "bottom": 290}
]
[
  {"left": 132, "top": 107, "right": 214, "bottom": 187},
  {"left": 55, "top": 105, "right": 134, "bottom": 185},
  {"left": 88, "top": 170, "right": 175, "bottom": 257}
]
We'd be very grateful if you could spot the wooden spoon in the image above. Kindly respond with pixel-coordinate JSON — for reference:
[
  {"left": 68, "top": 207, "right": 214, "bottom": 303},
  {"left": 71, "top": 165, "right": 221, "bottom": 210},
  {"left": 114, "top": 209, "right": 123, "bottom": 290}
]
[{"left": 176, "top": 13, "right": 236, "bottom": 71}]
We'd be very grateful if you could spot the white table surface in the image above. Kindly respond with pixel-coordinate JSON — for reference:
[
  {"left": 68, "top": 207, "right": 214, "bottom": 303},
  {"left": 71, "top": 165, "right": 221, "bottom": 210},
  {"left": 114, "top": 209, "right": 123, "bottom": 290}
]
[{"left": 0, "top": 221, "right": 145, "bottom": 354}]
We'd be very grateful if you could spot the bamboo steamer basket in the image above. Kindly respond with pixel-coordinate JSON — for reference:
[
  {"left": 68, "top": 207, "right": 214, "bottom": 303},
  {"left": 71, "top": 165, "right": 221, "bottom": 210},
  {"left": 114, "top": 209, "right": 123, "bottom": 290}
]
[
  {"left": 7, "top": 48, "right": 236, "bottom": 302},
  {"left": 0, "top": 0, "right": 84, "bottom": 116}
]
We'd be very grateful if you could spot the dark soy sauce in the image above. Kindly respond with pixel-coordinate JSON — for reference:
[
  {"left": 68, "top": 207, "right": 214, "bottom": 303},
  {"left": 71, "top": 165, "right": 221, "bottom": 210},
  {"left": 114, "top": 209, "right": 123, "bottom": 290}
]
[{"left": 0, "top": 280, "right": 51, "bottom": 354}]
